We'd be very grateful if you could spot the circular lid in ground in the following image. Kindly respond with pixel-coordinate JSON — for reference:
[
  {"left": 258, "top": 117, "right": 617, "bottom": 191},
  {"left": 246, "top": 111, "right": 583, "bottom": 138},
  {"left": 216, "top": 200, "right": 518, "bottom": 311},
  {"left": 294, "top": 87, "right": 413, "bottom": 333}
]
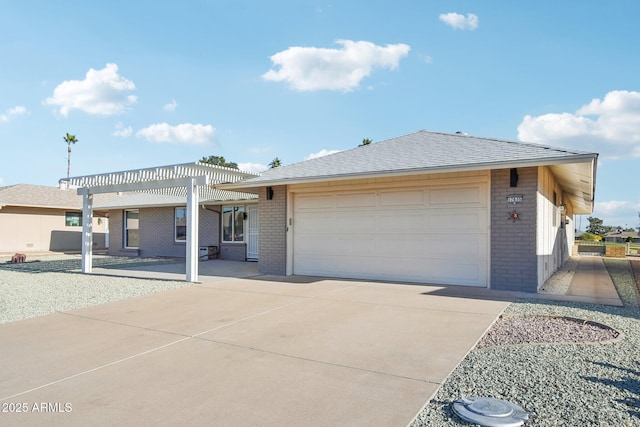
[{"left": 452, "top": 397, "right": 529, "bottom": 427}]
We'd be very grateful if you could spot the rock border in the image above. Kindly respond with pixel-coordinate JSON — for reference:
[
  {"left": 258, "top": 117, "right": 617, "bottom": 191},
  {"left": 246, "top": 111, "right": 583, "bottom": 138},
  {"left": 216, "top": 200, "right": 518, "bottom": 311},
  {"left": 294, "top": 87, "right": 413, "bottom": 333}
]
[{"left": 475, "top": 314, "right": 623, "bottom": 350}]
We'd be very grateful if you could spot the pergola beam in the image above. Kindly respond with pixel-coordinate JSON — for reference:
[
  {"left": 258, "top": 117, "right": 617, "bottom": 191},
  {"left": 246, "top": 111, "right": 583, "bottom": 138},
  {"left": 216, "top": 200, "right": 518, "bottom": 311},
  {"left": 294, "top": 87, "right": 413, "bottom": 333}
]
[{"left": 76, "top": 176, "right": 209, "bottom": 196}]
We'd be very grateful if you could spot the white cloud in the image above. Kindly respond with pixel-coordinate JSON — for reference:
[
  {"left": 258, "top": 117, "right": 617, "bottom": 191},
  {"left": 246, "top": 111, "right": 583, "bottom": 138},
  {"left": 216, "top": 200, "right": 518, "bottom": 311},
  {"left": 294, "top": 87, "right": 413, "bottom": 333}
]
[
  {"left": 595, "top": 200, "right": 638, "bottom": 217},
  {"left": 113, "top": 122, "right": 133, "bottom": 137},
  {"left": 439, "top": 12, "right": 479, "bottom": 31},
  {"left": 0, "top": 178, "right": 4, "bottom": 186},
  {"left": 164, "top": 99, "right": 177, "bottom": 112},
  {"left": 262, "top": 39, "right": 411, "bottom": 92},
  {"left": 517, "top": 90, "right": 640, "bottom": 158},
  {"left": 591, "top": 200, "right": 640, "bottom": 228},
  {"left": 43, "top": 63, "right": 137, "bottom": 116},
  {"left": 136, "top": 123, "right": 215, "bottom": 144},
  {"left": 0, "top": 105, "right": 28, "bottom": 123},
  {"left": 237, "top": 162, "right": 268, "bottom": 174},
  {"left": 304, "top": 149, "right": 341, "bottom": 160}
]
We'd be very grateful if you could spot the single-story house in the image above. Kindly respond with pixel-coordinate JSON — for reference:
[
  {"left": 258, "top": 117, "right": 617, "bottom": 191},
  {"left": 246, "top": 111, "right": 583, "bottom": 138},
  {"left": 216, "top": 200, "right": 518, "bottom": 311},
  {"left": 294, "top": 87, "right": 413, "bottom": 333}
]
[
  {"left": 603, "top": 230, "right": 638, "bottom": 243},
  {"left": 60, "top": 130, "right": 598, "bottom": 292},
  {"left": 0, "top": 184, "right": 112, "bottom": 253}
]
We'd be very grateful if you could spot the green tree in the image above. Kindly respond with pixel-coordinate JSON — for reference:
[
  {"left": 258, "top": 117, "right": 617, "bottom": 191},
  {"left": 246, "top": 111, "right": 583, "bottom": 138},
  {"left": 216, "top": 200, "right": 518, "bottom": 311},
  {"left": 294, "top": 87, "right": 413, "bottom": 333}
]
[
  {"left": 269, "top": 157, "right": 282, "bottom": 169},
  {"left": 63, "top": 132, "right": 78, "bottom": 178},
  {"left": 200, "top": 155, "right": 238, "bottom": 169},
  {"left": 358, "top": 138, "right": 372, "bottom": 147},
  {"left": 586, "top": 216, "right": 606, "bottom": 236}
]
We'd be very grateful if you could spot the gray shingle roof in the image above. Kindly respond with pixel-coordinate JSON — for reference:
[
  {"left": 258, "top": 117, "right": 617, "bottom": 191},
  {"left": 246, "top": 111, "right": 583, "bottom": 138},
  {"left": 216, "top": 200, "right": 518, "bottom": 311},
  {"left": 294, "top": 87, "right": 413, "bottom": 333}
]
[
  {"left": 231, "top": 130, "right": 597, "bottom": 186},
  {"left": 0, "top": 184, "right": 119, "bottom": 209}
]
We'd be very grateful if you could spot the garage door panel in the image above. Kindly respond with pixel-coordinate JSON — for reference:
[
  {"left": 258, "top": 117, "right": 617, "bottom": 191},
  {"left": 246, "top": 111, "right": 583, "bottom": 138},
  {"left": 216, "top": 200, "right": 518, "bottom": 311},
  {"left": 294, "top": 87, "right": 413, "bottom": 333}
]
[
  {"left": 334, "top": 213, "right": 376, "bottom": 233},
  {"left": 379, "top": 189, "right": 425, "bottom": 206},
  {"left": 336, "top": 192, "right": 376, "bottom": 208},
  {"left": 296, "top": 212, "right": 336, "bottom": 232},
  {"left": 421, "top": 261, "right": 486, "bottom": 286},
  {"left": 294, "top": 236, "right": 336, "bottom": 255},
  {"left": 430, "top": 186, "right": 485, "bottom": 205},
  {"left": 427, "top": 210, "right": 487, "bottom": 231},
  {"left": 376, "top": 212, "right": 425, "bottom": 230},
  {"left": 294, "top": 255, "right": 337, "bottom": 276},
  {"left": 335, "top": 235, "right": 378, "bottom": 256},
  {"left": 296, "top": 194, "right": 335, "bottom": 209}
]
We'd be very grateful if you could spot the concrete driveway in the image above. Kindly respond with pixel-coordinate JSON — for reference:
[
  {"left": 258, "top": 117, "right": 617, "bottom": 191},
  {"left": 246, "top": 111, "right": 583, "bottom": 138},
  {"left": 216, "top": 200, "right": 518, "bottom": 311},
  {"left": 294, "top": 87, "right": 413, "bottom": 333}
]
[{"left": 0, "top": 275, "right": 516, "bottom": 426}]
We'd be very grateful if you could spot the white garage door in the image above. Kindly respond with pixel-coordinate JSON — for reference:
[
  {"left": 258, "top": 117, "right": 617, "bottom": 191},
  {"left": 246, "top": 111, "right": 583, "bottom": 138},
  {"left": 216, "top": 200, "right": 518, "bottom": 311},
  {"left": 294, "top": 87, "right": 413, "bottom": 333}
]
[{"left": 292, "top": 181, "right": 489, "bottom": 286}]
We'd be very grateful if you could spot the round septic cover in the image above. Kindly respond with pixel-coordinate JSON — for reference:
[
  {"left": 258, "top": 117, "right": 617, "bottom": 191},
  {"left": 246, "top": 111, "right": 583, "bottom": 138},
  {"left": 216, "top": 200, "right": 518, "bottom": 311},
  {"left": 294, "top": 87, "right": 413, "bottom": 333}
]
[{"left": 452, "top": 397, "right": 528, "bottom": 427}]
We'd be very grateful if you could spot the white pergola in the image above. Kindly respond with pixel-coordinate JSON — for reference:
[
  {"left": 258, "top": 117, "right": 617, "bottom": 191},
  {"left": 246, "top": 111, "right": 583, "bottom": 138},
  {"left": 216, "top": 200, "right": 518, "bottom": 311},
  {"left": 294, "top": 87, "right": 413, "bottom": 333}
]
[{"left": 59, "top": 162, "right": 259, "bottom": 282}]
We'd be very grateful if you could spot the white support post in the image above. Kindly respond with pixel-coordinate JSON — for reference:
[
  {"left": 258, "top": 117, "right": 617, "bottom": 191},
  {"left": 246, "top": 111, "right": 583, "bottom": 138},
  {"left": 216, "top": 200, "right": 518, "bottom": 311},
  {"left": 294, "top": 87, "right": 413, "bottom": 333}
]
[
  {"left": 185, "top": 178, "right": 199, "bottom": 282},
  {"left": 81, "top": 193, "right": 94, "bottom": 273}
]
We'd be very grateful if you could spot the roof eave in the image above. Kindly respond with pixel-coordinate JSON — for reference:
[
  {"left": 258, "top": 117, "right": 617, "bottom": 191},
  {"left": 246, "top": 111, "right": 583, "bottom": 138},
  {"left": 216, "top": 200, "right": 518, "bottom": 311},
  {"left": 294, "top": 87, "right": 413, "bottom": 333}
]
[{"left": 220, "top": 154, "right": 598, "bottom": 190}]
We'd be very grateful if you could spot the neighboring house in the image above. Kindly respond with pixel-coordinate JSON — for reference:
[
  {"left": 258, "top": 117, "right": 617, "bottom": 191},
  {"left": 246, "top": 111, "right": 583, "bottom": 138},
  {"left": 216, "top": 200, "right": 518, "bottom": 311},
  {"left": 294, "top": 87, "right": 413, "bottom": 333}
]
[
  {"left": 603, "top": 230, "right": 638, "bottom": 243},
  {"left": 0, "top": 184, "right": 111, "bottom": 252},
  {"left": 61, "top": 131, "right": 598, "bottom": 293}
]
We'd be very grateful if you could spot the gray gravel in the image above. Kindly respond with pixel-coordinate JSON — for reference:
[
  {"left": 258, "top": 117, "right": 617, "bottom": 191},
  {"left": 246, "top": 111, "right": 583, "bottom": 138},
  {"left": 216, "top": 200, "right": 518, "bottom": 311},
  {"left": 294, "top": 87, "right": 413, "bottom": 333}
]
[
  {"left": 0, "top": 254, "right": 192, "bottom": 324},
  {"left": 411, "top": 257, "right": 640, "bottom": 427}
]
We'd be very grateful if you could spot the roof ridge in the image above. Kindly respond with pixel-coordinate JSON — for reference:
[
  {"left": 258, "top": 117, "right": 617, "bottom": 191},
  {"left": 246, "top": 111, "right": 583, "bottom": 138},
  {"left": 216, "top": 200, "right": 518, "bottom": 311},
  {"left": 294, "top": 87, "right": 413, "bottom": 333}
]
[{"left": 411, "top": 129, "right": 597, "bottom": 156}]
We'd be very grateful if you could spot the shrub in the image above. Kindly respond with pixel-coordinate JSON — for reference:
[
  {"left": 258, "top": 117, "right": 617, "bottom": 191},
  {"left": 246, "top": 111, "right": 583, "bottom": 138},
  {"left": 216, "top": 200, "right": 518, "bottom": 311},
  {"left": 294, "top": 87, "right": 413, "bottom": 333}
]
[{"left": 581, "top": 232, "right": 602, "bottom": 241}]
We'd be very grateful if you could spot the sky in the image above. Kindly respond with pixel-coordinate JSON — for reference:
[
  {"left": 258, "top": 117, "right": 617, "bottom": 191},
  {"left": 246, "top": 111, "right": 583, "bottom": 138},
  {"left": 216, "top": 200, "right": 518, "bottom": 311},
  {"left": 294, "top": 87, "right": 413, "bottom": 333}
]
[{"left": 1, "top": 1, "right": 639, "bottom": 230}]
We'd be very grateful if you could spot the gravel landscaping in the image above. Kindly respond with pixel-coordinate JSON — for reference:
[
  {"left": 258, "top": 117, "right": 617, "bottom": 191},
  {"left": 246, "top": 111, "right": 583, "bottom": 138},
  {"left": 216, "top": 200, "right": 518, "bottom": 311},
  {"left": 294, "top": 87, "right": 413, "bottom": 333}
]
[
  {"left": 411, "top": 257, "right": 640, "bottom": 427},
  {"left": 0, "top": 254, "right": 191, "bottom": 324}
]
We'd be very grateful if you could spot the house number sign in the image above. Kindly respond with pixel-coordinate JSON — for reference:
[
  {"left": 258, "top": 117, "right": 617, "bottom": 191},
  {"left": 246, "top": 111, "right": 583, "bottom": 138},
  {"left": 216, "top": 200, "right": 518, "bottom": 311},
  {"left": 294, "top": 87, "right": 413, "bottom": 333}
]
[{"left": 507, "top": 194, "right": 523, "bottom": 204}]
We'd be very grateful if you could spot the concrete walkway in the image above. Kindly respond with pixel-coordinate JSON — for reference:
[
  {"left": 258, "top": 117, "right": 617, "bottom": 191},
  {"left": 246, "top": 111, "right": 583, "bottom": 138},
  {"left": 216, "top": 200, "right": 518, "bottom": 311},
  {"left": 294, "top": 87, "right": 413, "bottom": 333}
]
[
  {"left": 566, "top": 256, "right": 623, "bottom": 305},
  {"left": 0, "top": 276, "right": 516, "bottom": 427},
  {"left": 529, "top": 256, "right": 623, "bottom": 306}
]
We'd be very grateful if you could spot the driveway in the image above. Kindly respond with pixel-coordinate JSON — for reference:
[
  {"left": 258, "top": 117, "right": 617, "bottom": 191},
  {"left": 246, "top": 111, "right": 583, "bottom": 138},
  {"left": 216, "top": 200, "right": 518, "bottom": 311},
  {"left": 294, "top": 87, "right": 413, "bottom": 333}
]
[{"left": 0, "top": 275, "right": 516, "bottom": 426}]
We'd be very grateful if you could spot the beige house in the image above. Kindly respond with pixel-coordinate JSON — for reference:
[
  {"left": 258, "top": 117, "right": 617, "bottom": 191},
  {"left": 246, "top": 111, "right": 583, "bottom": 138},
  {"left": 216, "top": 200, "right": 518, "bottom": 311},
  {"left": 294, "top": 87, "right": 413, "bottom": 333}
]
[{"left": 0, "top": 184, "right": 112, "bottom": 253}]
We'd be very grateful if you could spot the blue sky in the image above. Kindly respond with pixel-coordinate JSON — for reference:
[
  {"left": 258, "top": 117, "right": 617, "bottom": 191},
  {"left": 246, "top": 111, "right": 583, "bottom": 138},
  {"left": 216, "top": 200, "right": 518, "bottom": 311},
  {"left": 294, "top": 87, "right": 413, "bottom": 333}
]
[{"left": 1, "top": 1, "right": 639, "bottom": 230}]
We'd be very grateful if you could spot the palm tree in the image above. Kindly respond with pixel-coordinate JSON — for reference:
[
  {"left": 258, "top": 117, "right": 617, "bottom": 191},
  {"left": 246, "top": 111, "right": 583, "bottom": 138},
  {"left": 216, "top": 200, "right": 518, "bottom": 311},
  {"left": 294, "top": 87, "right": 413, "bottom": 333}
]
[
  {"left": 269, "top": 157, "right": 282, "bottom": 168},
  {"left": 63, "top": 133, "right": 78, "bottom": 178},
  {"left": 359, "top": 138, "right": 372, "bottom": 147}
]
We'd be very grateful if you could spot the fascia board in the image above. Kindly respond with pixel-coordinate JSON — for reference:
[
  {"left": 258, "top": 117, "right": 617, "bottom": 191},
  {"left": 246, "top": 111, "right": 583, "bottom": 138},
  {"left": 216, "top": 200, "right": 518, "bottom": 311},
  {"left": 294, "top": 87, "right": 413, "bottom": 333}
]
[{"left": 220, "top": 155, "right": 598, "bottom": 190}]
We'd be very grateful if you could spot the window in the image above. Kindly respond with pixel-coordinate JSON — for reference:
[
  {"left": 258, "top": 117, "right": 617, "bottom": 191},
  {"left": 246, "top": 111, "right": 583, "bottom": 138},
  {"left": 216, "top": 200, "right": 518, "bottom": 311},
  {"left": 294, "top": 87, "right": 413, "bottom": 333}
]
[
  {"left": 65, "top": 211, "right": 82, "bottom": 227},
  {"left": 124, "top": 209, "right": 139, "bottom": 248},
  {"left": 222, "top": 205, "right": 245, "bottom": 242},
  {"left": 175, "top": 207, "right": 187, "bottom": 242}
]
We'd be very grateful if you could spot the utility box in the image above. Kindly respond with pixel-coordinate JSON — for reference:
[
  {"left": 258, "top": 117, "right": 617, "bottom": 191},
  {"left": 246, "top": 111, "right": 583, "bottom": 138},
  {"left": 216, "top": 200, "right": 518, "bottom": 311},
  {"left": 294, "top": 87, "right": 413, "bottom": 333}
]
[{"left": 199, "top": 246, "right": 219, "bottom": 260}]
